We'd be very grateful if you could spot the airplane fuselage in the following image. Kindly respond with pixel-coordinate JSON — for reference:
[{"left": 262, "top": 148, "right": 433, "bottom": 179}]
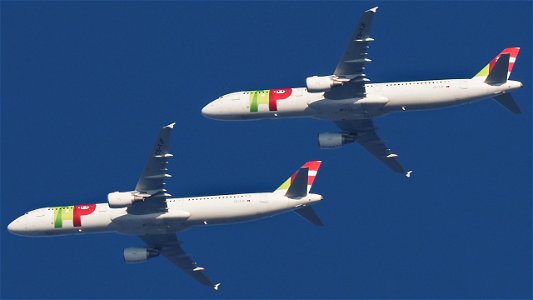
[
  {"left": 8, "top": 192, "right": 323, "bottom": 237},
  {"left": 202, "top": 79, "right": 522, "bottom": 121}
]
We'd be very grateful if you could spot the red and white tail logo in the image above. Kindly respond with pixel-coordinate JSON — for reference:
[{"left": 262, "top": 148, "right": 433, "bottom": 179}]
[
  {"left": 301, "top": 161, "right": 322, "bottom": 189},
  {"left": 275, "top": 161, "right": 322, "bottom": 193},
  {"left": 475, "top": 47, "right": 520, "bottom": 79},
  {"left": 491, "top": 48, "right": 520, "bottom": 79}
]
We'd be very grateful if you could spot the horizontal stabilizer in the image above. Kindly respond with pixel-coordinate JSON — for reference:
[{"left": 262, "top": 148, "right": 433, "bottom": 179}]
[
  {"left": 485, "top": 53, "right": 510, "bottom": 85},
  {"left": 294, "top": 206, "right": 324, "bottom": 226},
  {"left": 494, "top": 93, "right": 521, "bottom": 114},
  {"left": 285, "top": 167, "right": 309, "bottom": 198}
]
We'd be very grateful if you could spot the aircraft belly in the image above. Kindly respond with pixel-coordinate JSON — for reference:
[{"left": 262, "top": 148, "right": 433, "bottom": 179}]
[
  {"left": 308, "top": 97, "right": 387, "bottom": 120},
  {"left": 110, "top": 209, "right": 190, "bottom": 235}
]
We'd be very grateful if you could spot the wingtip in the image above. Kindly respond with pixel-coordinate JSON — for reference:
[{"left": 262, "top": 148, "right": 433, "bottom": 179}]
[
  {"left": 213, "top": 283, "right": 221, "bottom": 291},
  {"left": 367, "top": 6, "right": 378, "bottom": 13},
  {"left": 405, "top": 171, "right": 413, "bottom": 178},
  {"left": 165, "top": 122, "right": 176, "bottom": 129}
]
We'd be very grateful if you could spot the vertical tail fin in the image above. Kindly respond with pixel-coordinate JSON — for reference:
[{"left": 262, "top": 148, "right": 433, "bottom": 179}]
[
  {"left": 472, "top": 47, "right": 520, "bottom": 80},
  {"left": 285, "top": 168, "right": 309, "bottom": 198},
  {"left": 274, "top": 161, "right": 322, "bottom": 195},
  {"left": 485, "top": 53, "right": 510, "bottom": 85}
]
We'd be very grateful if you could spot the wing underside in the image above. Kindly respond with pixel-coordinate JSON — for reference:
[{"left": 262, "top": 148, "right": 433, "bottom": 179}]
[
  {"left": 140, "top": 234, "right": 220, "bottom": 290},
  {"left": 335, "top": 119, "right": 411, "bottom": 177},
  {"left": 128, "top": 123, "right": 175, "bottom": 214},
  {"left": 325, "top": 7, "right": 378, "bottom": 100}
]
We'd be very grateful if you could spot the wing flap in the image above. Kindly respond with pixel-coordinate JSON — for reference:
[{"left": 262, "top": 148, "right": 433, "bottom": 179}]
[
  {"left": 335, "top": 119, "right": 412, "bottom": 177},
  {"left": 128, "top": 123, "right": 175, "bottom": 214},
  {"left": 140, "top": 234, "right": 220, "bottom": 290},
  {"left": 327, "top": 7, "right": 378, "bottom": 99},
  {"left": 135, "top": 123, "right": 175, "bottom": 194}
]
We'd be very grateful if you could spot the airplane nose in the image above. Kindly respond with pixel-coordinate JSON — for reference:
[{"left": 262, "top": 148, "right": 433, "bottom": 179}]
[
  {"left": 201, "top": 104, "right": 211, "bottom": 116},
  {"left": 7, "top": 218, "right": 22, "bottom": 234},
  {"left": 201, "top": 102, "right": 217, "bottom": 118}
]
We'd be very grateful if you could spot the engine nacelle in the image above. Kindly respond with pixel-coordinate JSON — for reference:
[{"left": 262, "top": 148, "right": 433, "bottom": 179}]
[
  {"left": 107, "top": 191, "right": 141, "bottom": 208},
  {"left": 306, "top": 76, "right": 341, "bottom": 92},
  {"left": 123, "top": 247, "right": 159, "bottom": 264},
  {"left": 318, "top": 132, "right": 355, "bottom": 149}
]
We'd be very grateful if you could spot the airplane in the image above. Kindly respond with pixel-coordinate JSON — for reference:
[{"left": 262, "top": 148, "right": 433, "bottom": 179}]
[
  {"left": 201, "top": 6, "right": 523, "bottom": 177},
  {"left": 7, "top": 123, "right": 324, "bottom": 290}
]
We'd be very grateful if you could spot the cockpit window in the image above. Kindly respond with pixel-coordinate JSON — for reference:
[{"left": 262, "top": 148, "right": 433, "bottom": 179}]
[{"left": 28, "top": 208, "right": 46, "bottom": 217}]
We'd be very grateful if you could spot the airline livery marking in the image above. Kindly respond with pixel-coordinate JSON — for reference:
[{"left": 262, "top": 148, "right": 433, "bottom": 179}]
[
  {"left": 249, "top": 88, "right": 292, "bottom": 112},
  {"left": 53, "top": 204, "right": 96, "bottom": 228}
]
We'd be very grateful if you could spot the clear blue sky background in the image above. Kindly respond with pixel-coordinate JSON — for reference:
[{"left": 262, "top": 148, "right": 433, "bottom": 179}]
[{"left": 2, "top": 1, "right": 531, "bottom": 299}]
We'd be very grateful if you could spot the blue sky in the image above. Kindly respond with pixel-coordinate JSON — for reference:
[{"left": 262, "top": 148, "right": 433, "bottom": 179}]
[{"left": 1, "top": 1, "right": 531, "bottom": 298}]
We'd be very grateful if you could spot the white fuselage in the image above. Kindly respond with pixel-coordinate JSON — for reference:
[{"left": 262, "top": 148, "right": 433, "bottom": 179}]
[
  {"left": 8, "top": 192, "right": 322, "bottom": 237},
  {"left": 202, "top": 79, "right": 523, "bottom": 121}
]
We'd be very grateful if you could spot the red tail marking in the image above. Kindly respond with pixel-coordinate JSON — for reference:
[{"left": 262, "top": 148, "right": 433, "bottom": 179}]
[{"left": 489, "top": 47, "right": 520, "bottom": 74}]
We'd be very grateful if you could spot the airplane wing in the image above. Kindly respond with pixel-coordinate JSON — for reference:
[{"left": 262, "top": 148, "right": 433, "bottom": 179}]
[
  {"left": 335, "top": 119, "right": 412, "bottom": 177},
  {"left": 325, "top": 7, "right": 378, "bottom": 100},
  {"left": 128, "top": 123, "right": 175, "bottom": 214},
  {"left": 140, "top": 234, "right": 220, "bottom": 290}
]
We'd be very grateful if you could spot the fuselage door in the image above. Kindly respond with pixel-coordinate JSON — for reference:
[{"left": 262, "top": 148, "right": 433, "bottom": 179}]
[{"left": 174, "top": 199, "right": 185, "bottom": 208}]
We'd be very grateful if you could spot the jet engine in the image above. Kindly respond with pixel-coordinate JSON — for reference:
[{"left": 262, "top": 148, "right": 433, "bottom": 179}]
[
  {"left": 107, "top": 191, "right": 145, "bottom": 208},
  {"left": 306, "top": 76, "right": 344, "bottom": 92},
  {"left": 318, "top": 133, "right": 356, "bottom": 148},
  {"left": 123, "top": 247, "right": 159, "bottom": 263}
]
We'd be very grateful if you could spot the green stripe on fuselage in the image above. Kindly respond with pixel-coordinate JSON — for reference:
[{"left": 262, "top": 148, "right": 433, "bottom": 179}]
[
  {"left": 54, "top": 206, "right": 73, "bottom": 228},
  {"left": 249, "top": 90, "right": 269, "bottom": 112}
]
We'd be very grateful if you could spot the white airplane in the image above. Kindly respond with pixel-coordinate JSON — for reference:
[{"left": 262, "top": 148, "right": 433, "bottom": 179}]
[
  {"left": 202, "top": 7, "right": 523, "bottom": 177},
  {"left": 7, "top": 123, "right": 324, "bottom": 290}
]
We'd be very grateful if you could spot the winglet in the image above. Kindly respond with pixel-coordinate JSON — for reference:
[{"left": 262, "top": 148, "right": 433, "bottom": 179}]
[
  {"left": 166, "top": 122, "right": 176, "bottom": 129},
  {"left": 213, "top": 283, "right": 221, "bottom": 291},
  {"left": 367, "top": 6, "right": 378, "bottom": 13},
  {"left": 405, "top": 171, "right": 413, "bottom": 178}
]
